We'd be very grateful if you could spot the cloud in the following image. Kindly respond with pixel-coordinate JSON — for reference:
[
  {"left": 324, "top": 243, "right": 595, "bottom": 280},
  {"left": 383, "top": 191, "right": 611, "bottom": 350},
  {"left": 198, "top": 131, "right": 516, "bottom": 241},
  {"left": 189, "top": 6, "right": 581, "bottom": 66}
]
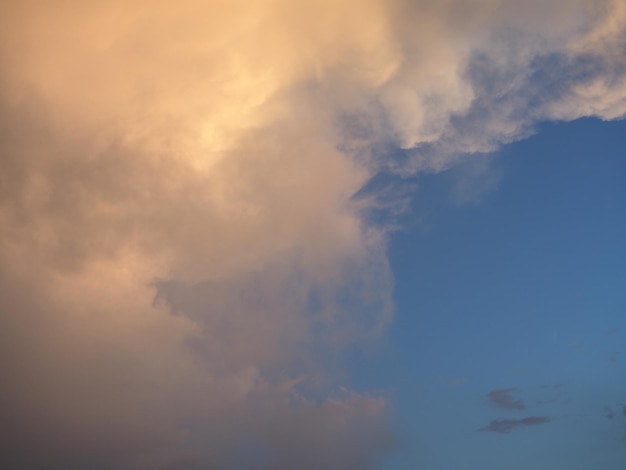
[
  {"left": 486, "top": 388, "right": 526, "bottom": 411},
  {"left": 478, "top": 416, "right": 551, "bottom": 434},
  {"left": 0, "top": 0, "right": 625, "bottom": 468}
]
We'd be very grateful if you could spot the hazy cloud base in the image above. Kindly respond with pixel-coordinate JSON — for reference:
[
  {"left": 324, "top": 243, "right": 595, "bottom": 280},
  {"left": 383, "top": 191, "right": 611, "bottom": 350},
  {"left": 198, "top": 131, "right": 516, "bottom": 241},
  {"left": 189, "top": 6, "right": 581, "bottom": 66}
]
[{"left": 1, "top": 1, "right": 625, "bottom": 468}]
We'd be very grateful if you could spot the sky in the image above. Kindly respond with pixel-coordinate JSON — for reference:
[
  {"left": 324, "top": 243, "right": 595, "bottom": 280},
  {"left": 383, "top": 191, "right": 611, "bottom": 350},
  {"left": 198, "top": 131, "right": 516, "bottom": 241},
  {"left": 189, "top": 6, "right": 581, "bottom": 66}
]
[
  {"left": 384, "top": 117, "right": 626, "bottom": 469},
  {"left": 0, "top": 1, "right": 624, "bottom": 469}
]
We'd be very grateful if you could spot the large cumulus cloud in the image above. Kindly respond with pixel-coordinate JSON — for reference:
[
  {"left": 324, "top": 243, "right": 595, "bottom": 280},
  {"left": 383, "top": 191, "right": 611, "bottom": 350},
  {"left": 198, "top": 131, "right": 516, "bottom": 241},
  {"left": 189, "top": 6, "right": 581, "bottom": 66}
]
[{"left": 0, "top": 1, "right": 624, "bottom": 468}]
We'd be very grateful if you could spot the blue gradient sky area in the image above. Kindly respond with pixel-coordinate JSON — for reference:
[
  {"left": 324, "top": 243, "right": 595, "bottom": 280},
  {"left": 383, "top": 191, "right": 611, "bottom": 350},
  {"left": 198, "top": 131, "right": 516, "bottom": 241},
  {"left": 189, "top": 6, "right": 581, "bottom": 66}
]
[{"left": 377, "top": 118, "right": 626, "bottom": 469}]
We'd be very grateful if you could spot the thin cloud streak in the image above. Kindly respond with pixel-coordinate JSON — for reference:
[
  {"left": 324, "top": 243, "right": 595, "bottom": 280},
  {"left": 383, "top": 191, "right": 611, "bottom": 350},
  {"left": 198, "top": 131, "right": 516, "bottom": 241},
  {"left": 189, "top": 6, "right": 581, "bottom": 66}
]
[
  {"left": 486, "top": 388, "right": 526, "bottom": 411},
  {"left": 478, "top": 416, "right": 552, "bottom": 434}
]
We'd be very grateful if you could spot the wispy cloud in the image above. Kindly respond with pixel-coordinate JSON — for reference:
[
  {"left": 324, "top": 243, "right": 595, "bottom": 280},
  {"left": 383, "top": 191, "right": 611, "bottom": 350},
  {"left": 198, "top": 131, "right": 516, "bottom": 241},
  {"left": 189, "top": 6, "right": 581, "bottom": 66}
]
[
  {"left": 486, "top": 388, "right": 526, "bottom": 411},
  {"left": 478, "top": 416, "right": 552, "bottom": 434}
]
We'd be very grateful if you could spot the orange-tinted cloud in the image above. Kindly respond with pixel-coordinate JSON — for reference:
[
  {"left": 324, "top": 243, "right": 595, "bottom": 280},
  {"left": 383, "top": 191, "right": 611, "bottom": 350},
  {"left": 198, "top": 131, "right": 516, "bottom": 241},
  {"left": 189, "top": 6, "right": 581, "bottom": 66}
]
[{"left": 0, "top": 1, "right": 625, "bottom": 468}]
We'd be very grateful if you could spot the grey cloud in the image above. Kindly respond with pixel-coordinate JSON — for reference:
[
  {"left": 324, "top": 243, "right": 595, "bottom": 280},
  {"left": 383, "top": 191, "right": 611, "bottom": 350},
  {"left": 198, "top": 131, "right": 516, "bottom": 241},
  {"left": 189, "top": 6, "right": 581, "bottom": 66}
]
[
  {"left": 486, "top": 388, "right": 526, "bottom": 411},
  {"left": 478, "top": 416, "right": 552, "bottom": 434}
]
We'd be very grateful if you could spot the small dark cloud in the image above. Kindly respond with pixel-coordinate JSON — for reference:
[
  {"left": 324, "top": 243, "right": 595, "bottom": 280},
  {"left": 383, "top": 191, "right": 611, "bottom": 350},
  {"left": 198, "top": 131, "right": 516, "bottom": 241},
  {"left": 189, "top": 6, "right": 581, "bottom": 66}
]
[
  {"left": 604, "top": 407, "right": 615, "bottom": 420},
  {"left": 486, "top": 388, "right": 525, "bottom": 411},
  {"left": 478, "top": 416, "right": 551, "bottom": 434},
  {"left": 609, "top": 352, "right": 619, "bottom": 363},
  {"left": 606, "top": 328, "right": 621, "bottom": 337}
]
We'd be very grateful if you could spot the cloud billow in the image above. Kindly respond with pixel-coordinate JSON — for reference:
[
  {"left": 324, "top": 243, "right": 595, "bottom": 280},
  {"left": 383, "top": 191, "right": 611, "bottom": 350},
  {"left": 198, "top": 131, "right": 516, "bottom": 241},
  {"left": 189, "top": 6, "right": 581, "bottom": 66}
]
[{"left": 0, "top": 0, "right": 625, "bottom": 468}]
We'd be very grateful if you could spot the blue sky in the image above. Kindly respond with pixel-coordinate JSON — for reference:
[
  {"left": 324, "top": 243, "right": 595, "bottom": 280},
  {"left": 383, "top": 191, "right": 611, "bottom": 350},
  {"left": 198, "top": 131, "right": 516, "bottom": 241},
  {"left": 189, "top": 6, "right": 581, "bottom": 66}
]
[{"left": 379, "top": 117, "right": 626, "bottom": 468}]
